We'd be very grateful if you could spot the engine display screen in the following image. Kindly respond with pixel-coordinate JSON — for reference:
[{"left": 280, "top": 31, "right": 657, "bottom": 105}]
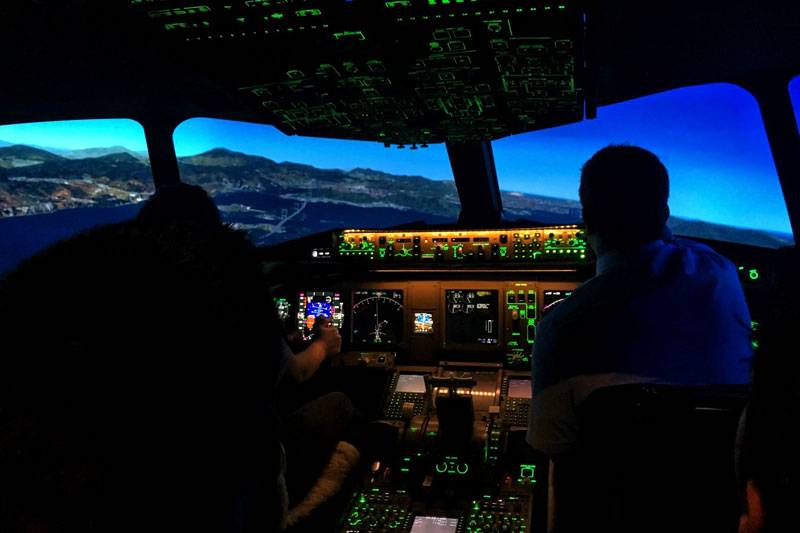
[
  {"left": 396, "top": 374, "right": 426, "bottom": 394},
  {"left": 445, "top": 289, "right": 499, "bottom": 346},
  {"left": 410, "top": 516, "right": 459, "bottom": 533},
  {"left": 351, "top": 290, "right": 404, "bottom": 346},
  {"left": 413, "top": 312, "right": 434, "bottom": 335},
  {"left": 296, "top": 291, "right": 343, "bottom": 340},
  {"left": 542, "top": 290, "right": 573, "bottom": 316},
  {"left": 508, "top": 379, "right": 532, "bottom": 399}
]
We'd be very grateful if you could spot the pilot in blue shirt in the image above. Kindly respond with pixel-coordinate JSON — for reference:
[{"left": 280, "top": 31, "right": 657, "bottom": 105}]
[{"left": 527, "top": 146, "right": 752, "bottom": 455}]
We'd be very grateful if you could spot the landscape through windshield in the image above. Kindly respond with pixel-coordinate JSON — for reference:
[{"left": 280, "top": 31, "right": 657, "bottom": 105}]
[
  {"left": 494, "top": 83, "right": 793, "bottom": 248},
  {"left": 0, "top": 119, "right": 152, "bottom": 273},
  {"left": 173, "top": 119, "right": 457, "bottom": 247}
]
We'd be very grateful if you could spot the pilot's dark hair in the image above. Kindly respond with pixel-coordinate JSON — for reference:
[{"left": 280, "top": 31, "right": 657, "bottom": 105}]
[
  {"left": 0, "top": 220, "right": 285, "bottom": 532},
  {"left": 136, "top": 182, "right": 222, "bottom": 229},
  {"left": 579, "top": 145, "right": 670, "bottom": 249},
  {"left": 737, "top": 249, "right": 800, "bottom": 532}
]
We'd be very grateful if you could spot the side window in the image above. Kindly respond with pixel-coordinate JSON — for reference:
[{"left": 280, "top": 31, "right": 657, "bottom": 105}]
[
  {"left": 493, "top": 83, "right": 793, "bottom": 248},
  {"left": 0, "top": 119, "right": 152, "bottom": 273}
]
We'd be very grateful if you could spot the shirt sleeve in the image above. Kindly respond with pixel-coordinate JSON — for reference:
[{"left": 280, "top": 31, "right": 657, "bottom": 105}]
[
  {"left": 527, "top": 315, "right": 570, "bottom": 451},
  {"left": 527, "top": 378, "right": 580, "bottom": 455}
]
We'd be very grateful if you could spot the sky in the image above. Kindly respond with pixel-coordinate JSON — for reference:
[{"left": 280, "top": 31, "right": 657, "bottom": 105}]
[
  {"left": 0, "top": 119, "right": 148, "bottom": 151},
  {"left": 173, "top": 118, "right": 455, "bottom": 180},
  {"left": 1, "top": 80, "right": 798, "bottom": 234}
]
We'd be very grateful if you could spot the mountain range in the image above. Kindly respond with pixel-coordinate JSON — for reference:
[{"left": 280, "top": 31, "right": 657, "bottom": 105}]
[{"left": 0, "top": 144, "right": 793, "bottom": 249}]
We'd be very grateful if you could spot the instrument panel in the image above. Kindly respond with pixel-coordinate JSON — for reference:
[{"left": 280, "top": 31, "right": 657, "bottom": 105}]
[
  {"left": 278, "top": 280, "right": 580, "bottom": 369},
  {"left": 335, "top": 226, "right": 589, "bottom": 264}
]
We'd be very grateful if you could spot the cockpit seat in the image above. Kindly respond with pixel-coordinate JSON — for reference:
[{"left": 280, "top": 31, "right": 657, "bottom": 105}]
[{"left": 550, "top": 384, "right": 747, "bottom": 533}]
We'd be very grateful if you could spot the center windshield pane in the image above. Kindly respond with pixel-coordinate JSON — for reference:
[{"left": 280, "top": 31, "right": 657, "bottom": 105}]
[
  {"left": 493, "top": 83, "right": 793, "bottom": 248},
  {"left": 173, "top": 119, "right": 456, "bottom": 246}
]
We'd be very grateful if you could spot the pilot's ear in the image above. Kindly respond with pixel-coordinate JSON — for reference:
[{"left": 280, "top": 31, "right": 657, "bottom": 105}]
[{"left": 739, "top": 480, "right": 765, "bottom": 533}]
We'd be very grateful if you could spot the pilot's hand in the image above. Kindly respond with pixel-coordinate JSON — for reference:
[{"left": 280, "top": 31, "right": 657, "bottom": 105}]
[{"left": 313, "top": 316, "right": 342, "bottom": 357}]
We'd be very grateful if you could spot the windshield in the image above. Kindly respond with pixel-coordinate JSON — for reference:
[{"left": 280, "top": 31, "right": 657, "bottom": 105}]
[
  {"left": 0, "top": 119, "right": 152, "bottom": 273},
  {"left": 493, "top": 83, "right": 793, "bottom": 248},
  {"left": 173, "top": 119, "right": 456, "bottom": 246}
]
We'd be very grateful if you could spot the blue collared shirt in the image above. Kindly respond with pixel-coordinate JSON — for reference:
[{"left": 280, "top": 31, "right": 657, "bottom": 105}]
[{"left": 526, "top": 234, "right": 752, "bottom": 453}]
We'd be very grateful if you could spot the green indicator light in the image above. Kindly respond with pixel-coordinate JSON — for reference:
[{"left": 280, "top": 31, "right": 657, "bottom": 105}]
[
  {"left": 296, "top": 9, "right": 321, "bottom": 16},
  {"left": 738, "top": 265, "right": 745, "bottom": 271},
  {"left": 333, "top": 30, "right": 366, "bottom": 40},
  {"left": 456, "top": 463, "right": 469, "bottom": 474},
  {"left": 749, "top": 269, "right": 760, "bottom": 280},
  {"left": 435, "top": 463, "right": 448, "bottom": 473},
  {"left": 403, "top": 457, "right": 411, "bottom": 462},
  {"left": 499, "top": 246, "right": 508, "bottom": 257},
  {"left": 426, "top": 431, "right": 437, "bottom": 436},
  {"left": 752, "top": 339, "right": 760, "bottom": 350},
  {"left": 270, "top": 12, "right": 284, "bottom": 18},
  {"left": 400, "top": 467, "right": 410, "bottom": 472},
  {"left": 379, "top": 248, "right": 387, "bottom": 258},
  {"left": 528, "top": 319, "right": 535, "bottom": 326}
]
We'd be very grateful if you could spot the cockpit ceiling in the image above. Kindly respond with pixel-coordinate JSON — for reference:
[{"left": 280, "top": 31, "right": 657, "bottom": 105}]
[{"left": 128, "top": 0, "right": 585, "bottom": 144}]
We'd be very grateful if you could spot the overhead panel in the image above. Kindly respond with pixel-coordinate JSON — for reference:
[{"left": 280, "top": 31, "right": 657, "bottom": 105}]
[{"left": 129, "top": 0, "right": 586, "bottom": 144}]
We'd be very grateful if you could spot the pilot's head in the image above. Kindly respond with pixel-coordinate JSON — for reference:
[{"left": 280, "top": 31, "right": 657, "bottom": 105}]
[
  {"left": 136, "top": 182, "right": 222, "bottom": 230},
  {"left": 579, "top": 145, "right": 670, "bottom": 254},
  {"left": 737, "top": 250, "right": 800, "bottom": 533}
]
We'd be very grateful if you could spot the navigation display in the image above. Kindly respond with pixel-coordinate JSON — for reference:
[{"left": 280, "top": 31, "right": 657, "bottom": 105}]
[
  {"left": 414, "top": 312, "right": 434, "bottom": 335},
  {"left": 445, "top": 289, "right": 499, "bottom": 346},
  {"left": 396, "top": 374, "right": 426, "bottom": 394},
  {"left": 296, "top": 291, "right": 344, "bottom": 340},
  {"left": 351, "top": 290, "right": 404, "bottom": 346},
  {"left": 410, "top": 516, "right": 459, "bottom": 533},
  {"left": 542, "top": 290, "right": 573, "bottom": 316},
  {"left": 508, "top": 379, "right": 532, "bottom": 399}
]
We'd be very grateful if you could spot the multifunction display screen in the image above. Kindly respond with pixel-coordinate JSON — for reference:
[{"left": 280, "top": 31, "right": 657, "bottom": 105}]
[
  {"left": 351, "top": 289, "right": 404, "bottom": 346},
  {"left": 508, "top": 379, "right": 532, "bottom": 399},
  {"left": 410, "top": 516, "right": 459, "bottom": 533},
  {"left": 296, "top": 291, "right": 344, "bottom": 340},
  {"left": 396, "top": 374, "right": 426, "bottom": 394},
  {"left": 445, "top": 289, "right": 499, "bottom": 345}
]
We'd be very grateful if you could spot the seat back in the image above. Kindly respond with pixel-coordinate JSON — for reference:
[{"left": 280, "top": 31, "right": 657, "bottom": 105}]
[{"left": 552, "top": 384, "right": 747, "bottom": 533}]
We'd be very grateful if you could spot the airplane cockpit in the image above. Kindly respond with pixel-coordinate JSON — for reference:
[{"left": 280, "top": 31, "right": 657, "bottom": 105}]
[{"left": 1, "top": 1, "right": 799, "bottom": 532}]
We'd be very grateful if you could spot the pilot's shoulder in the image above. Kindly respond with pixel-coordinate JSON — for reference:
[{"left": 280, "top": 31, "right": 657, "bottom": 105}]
[{"left": 670, "top": 237, "right": 738, "bottom": 274}]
